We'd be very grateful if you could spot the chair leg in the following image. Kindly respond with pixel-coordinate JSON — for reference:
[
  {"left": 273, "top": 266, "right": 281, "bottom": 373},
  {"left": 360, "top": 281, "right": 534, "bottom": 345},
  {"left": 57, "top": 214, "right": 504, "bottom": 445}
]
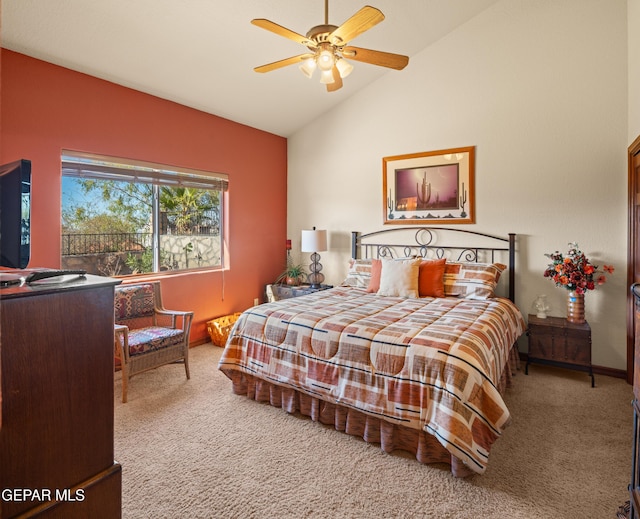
[
  {"left": 114, "top": 325, "right": 130, "bottom": 403},
  {"left": 184, "top": 350, "right": 191, "bottom": 380},
  {"left": 121, "top": 365, "right": 129, "bottom": 403}
]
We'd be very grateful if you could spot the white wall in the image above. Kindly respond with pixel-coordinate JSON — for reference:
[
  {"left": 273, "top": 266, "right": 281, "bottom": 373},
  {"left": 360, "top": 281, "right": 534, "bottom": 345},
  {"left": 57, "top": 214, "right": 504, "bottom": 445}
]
[
  {"left": 287, "top": 0, "right": 628, "bottom": 370},
  {"left": 631, "top": 0, "right": 640, "bottom": 142}
]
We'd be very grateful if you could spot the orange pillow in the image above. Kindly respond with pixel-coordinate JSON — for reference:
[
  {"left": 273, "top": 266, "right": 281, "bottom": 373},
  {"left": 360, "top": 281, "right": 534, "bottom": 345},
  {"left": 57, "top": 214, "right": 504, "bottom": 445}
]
[
  {"left": 418, "top": 258, "right": 446, "bottom": 297},
  {"left": 366, "top": 259, "right": 382, "bottom": 293}
]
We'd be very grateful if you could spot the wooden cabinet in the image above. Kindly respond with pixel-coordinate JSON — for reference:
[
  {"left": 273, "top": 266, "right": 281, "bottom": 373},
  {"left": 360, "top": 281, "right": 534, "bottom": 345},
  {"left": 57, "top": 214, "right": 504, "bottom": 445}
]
[
  {"left": 526, "top": 314, "right": 594, "bottom": 387},
  {"left": 0, "top": 274, "right": 121, "bottom": 518}
]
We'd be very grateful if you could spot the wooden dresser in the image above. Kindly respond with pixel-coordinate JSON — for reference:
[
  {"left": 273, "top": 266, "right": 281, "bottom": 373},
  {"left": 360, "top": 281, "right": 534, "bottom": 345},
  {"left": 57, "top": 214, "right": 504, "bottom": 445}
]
[{"left": 0, "top": 274, "right": 122, "bottom": 518}]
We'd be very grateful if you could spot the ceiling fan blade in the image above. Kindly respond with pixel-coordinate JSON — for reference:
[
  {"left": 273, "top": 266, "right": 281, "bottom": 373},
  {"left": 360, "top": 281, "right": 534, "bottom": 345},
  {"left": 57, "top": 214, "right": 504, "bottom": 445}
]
[
  {"left": 342, "top": 46, "right": 409, "bottom": 70},
  {"left": 328, "top": 6, "right": 384, "bottom": 46},
  {"left": 251, "top": 19, "right": 314, "bottom": 47},
  {"left": 326, "top": 66, "right": 343, "bottom": 92},
  {"left": 254, "top": 54, "right": 315, "bottom": 73}
]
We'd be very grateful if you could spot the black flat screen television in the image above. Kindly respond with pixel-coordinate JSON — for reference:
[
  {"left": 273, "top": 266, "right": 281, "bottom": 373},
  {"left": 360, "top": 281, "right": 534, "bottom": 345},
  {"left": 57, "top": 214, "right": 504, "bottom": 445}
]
[{"left": 0, "top": 159, "right": 31, "bottom": 269}]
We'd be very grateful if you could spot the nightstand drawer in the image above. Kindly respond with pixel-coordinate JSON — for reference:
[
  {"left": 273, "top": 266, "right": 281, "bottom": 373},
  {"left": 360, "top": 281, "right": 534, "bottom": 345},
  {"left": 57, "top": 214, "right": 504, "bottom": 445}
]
[{"left": 528, "top": 323, "right": 591, "bottom": 366}]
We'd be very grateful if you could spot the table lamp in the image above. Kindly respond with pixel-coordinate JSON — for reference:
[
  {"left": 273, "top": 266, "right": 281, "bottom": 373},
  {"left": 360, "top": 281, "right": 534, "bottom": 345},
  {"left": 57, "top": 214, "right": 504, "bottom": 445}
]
[{"left": 301, "top": 228, "right": 328, "bottom": 288}]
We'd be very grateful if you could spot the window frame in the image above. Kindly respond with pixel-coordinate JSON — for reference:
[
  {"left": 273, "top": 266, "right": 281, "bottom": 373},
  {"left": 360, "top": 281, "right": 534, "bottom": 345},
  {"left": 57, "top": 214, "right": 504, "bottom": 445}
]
[{"left": 61, "top": 150, "right": 228, "bottom": 277}]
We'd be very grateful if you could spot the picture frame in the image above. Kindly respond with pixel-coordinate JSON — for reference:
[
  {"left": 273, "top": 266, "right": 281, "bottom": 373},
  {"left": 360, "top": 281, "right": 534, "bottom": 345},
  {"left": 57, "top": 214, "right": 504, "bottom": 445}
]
[{"left": 382, "top": 146, "right": 475, "bottom": 225}]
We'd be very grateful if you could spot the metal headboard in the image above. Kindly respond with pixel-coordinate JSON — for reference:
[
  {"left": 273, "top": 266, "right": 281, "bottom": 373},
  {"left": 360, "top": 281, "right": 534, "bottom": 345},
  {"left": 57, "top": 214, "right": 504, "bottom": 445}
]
[{"left": 351, "top": 227, "right": 516, "bottom": 302}]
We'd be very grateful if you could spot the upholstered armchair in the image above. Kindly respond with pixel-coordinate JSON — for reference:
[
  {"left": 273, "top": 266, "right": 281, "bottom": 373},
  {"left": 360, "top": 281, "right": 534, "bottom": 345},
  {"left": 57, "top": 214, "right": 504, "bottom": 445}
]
[{"left": 114, "top": 281, "right": 193, "bottom": 403}]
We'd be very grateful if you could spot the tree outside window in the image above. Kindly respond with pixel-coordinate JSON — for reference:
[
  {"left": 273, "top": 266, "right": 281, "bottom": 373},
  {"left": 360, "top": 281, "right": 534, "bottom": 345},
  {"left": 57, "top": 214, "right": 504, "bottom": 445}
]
[{"left": 61, "top": 152, "right": 226, "bottom": 277}]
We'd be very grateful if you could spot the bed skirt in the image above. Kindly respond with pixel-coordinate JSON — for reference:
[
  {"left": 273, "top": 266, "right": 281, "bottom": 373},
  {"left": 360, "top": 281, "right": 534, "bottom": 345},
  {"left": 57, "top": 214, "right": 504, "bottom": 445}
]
[{"left": 222, "top": 346, "right": 520, "bottom": 478}]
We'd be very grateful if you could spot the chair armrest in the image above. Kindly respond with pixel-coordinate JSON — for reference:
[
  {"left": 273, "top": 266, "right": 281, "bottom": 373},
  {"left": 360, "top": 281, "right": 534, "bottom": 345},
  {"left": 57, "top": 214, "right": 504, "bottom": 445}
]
[
  {"left": 156, "top": 309, "right": 192, "bottom": 318},
  {"left": 155, "top": 309, "right": 194, "bottom": 332}
]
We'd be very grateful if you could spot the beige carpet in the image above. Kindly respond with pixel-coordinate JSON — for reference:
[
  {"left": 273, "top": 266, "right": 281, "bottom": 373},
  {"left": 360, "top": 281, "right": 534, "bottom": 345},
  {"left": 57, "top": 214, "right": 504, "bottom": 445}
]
[{"left": 115, "top": 343, "right": 633, "bottom": 519}]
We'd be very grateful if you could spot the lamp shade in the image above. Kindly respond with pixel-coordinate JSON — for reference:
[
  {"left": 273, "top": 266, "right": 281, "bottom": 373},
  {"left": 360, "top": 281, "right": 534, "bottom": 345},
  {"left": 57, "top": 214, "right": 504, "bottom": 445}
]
[
  {"left": 319, "top": 69, "right": 335, "bottom": 85},
  {"left": 317, "top": 44, "right": 335, "bottom": 71},
  {"left": 299, "top": 58, "right": 316, "bottom": 79},
  {"left": 336, "top": 58, "right": 353, "bottom": 78},
  {"left": 301, "top": 229, "right": 327, "bottom": 252}
]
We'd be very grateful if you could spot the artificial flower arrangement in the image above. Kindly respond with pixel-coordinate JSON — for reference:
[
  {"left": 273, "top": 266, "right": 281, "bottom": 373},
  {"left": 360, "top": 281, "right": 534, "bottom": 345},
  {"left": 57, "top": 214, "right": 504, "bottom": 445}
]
[{"left": 543, "top": 242, "right": 614, "bottom": 294}]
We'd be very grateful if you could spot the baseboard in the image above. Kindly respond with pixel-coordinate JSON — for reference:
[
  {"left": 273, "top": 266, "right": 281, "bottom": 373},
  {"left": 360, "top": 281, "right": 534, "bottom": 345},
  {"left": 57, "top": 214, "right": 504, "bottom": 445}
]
[
  {"left": 592, "top": 364, "right": 627, "bottom": 380},
  {"left": 190, "top": 336, "right": 211, "bottom": 347},
  {"left": 518, "top": 351, "right": 627, "bottom": 380}
]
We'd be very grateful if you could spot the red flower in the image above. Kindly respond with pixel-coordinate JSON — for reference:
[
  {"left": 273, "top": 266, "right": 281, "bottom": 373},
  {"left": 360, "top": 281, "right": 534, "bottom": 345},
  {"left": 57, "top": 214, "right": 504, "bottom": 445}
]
[{"left": 543, "top": 242, "right": 613, "bottom": 293}]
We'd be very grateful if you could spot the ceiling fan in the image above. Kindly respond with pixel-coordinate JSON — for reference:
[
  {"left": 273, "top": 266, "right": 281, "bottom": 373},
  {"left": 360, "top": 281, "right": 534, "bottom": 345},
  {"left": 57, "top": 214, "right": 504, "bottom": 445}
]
[{"left": 251, "top": 0, "right": 409, "bottom": 92}]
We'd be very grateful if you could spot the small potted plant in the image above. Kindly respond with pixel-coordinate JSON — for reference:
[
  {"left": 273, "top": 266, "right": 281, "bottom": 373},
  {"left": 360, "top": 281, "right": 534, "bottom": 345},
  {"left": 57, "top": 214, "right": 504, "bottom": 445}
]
[{"left": 276, "top": 263, "right": 307, "bottom": 286}]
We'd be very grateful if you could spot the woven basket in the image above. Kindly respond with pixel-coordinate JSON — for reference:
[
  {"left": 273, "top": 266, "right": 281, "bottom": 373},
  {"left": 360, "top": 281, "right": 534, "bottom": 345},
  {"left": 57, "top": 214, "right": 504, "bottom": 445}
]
[{"left": 207, "top": 313, "right": 241, "bottom": 347}]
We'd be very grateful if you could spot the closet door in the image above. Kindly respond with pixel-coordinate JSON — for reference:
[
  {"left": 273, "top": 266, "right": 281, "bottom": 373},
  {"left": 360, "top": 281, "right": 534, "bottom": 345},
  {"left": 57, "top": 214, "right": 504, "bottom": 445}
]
[
  {"left": 631, "top": 286, "right": 640, "bottom": 518},
  {"left": 628, "top": 135, "right": 640, "bottom": 384}
]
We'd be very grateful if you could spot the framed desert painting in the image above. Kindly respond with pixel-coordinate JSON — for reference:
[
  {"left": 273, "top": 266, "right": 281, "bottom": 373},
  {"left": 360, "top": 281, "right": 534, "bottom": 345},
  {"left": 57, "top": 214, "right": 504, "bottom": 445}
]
[{"left": 383, "top": 146, "right": 475, "bottom": 225}]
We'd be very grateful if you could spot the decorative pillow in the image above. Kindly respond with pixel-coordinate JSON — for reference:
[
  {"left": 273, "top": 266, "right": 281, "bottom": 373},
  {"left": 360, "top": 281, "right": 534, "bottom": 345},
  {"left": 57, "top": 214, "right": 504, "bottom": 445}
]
[
  {"left": 342, "top": 259, "right": 374, "bottom": 288},
  {"left": 418, "top": 258, "right": 446, "bottom": 297},
  {"left": 114, "top": 283, "right": 155, "bottom": 320},
  {"left": 366, "top": 259, "right": 382, "bottom": 293},
  {"left": 443, "top": 262, "right": 506, "bottom": 300},
  {"left": 376, "top": 258, "right": 421, "bottom": 298}
]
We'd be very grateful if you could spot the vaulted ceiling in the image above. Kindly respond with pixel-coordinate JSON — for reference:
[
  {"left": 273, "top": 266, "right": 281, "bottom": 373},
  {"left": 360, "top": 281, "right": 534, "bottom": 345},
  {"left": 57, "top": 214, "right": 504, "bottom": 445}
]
[{"left": 1, "top": 0, "right": 500, "bottom": 137}]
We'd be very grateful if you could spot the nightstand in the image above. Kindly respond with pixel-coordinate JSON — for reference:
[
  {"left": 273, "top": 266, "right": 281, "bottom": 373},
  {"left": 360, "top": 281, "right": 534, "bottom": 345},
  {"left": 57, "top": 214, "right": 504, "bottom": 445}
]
[
  {"left": 265, "top": 283, "right": 333, "bottom": 302},
  {"left": 526, "top": 314, "right": 594, "bottom": 387}
]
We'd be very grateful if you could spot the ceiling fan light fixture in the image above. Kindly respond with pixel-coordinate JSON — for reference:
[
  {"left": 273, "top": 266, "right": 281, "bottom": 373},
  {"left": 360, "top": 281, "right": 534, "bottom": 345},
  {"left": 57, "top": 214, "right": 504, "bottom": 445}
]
[
  {"left": 319, "top": 69, "right": 335, "bottom": 84},
  {"left": 317, "top": 44, "right": 335, "bottom": 71},
  {"left": 299, "top": 58, "right": 317, "bottom": 79},
  {"left": 335, "top": 58, "right": 353, "bottom": 78}
]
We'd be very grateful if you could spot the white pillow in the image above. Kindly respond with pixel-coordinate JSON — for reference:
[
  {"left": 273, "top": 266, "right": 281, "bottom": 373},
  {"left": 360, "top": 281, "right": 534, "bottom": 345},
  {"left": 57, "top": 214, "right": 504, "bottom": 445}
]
[{"left": 377, "top": 258, "right": 421, "bottom": 298}]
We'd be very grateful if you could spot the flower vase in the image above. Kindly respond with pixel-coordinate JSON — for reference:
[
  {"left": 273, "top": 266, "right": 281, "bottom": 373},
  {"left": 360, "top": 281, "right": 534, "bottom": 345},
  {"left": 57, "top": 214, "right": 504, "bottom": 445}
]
[{"left": 566, "top": 290, "right": 585, "bottom": 324}]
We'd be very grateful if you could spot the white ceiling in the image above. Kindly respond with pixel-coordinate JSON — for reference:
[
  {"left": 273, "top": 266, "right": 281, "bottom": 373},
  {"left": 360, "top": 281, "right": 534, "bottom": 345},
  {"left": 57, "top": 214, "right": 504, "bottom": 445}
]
[{"left": 1, "top": 0, "right": 500, "bottom": 137}]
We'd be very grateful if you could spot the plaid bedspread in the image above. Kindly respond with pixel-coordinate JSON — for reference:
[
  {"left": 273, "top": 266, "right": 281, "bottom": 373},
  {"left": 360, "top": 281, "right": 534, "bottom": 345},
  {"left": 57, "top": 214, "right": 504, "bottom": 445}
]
[{"left": 218, "top": 286, "right": 525, "bottom": 474}]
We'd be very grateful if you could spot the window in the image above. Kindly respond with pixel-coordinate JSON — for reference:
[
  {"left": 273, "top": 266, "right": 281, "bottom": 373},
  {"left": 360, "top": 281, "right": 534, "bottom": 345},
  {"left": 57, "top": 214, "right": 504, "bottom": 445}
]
[{"left": 61, "top": 151, "right": 227, "bottom": 277}]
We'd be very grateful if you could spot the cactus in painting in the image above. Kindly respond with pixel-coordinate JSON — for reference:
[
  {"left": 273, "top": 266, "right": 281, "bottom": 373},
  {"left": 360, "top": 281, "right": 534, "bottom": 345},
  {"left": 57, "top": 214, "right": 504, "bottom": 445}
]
[
  {"left": 459, "top": 182, "right": 467, "bottom": 218},
  {"left": 417, "top": 173, "right": 431, "bottom": 209}
]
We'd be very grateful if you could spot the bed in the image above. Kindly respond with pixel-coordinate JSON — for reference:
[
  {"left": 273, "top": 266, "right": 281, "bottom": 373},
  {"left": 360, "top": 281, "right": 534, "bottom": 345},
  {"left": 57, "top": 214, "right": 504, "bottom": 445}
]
[{"left": 218, "top": 227, "right": 526, "bottom": 477}]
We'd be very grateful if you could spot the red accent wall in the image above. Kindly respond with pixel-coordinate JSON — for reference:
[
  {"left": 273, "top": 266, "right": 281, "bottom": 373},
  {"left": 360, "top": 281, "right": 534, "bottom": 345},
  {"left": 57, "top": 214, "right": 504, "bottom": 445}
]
[{"left": 0, "top": 50, "right": 287, "bottom": 343}]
